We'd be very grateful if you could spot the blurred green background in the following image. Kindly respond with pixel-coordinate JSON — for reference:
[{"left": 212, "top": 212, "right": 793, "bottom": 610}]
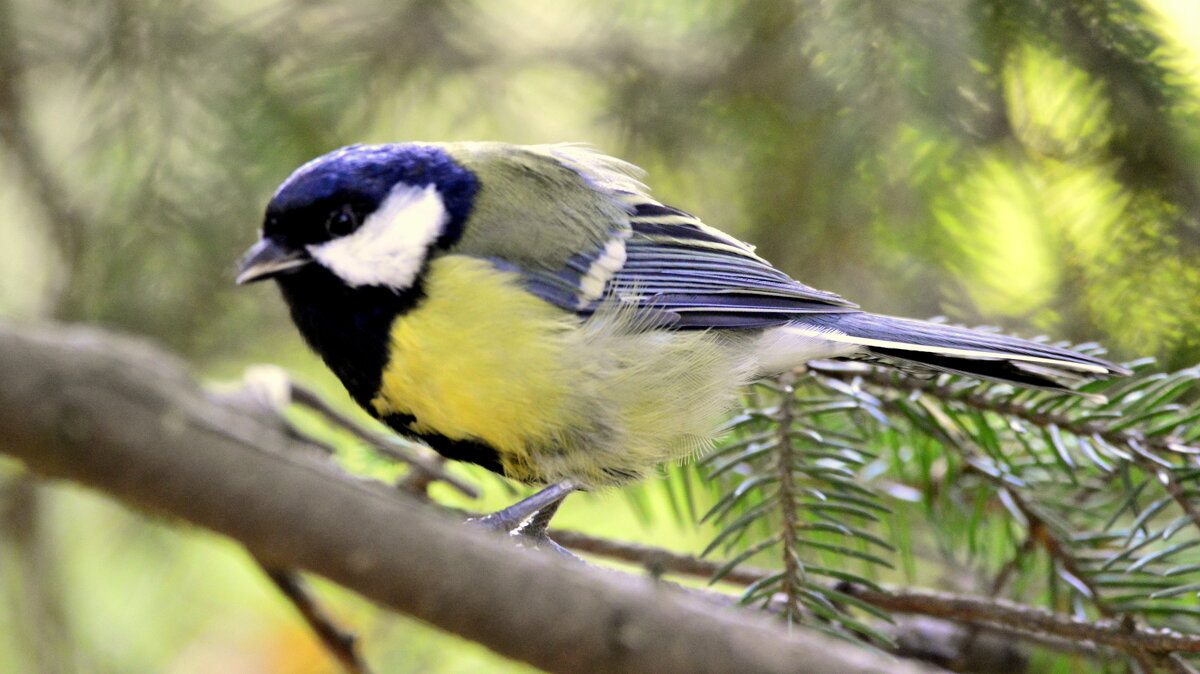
[{"left": 2, "top": 0, "right": 1199, "bottom": 671}]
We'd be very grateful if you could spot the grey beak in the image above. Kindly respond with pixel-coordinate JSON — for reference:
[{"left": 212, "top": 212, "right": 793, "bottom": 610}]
[{"left": 235, "top": 238, "right": 312, "bottom": 284}]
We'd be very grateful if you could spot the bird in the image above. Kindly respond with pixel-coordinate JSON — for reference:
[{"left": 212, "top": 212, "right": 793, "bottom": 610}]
[{"left": 236, "top": 141, "right": 1129, "bottom": 549}]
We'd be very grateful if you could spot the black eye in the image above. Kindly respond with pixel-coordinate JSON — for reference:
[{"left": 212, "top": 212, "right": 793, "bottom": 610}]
[{"left": 326, "top": 206, "right": 357, "bottom": 237}]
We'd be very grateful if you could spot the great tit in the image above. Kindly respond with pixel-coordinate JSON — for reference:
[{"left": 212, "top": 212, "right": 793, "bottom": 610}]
[{"left": 236, "top": 142, "right": 1128, "bottom": 538}]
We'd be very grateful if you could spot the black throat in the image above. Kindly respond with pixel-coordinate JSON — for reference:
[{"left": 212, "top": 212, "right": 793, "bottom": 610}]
[{"left": 276, "top": 266, "right": 423, "bottom": 411}]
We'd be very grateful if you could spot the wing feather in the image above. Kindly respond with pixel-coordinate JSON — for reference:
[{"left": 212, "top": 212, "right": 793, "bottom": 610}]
[
  {"left": 461, "top": 144, "right": 854, "bottom": 327},
  {"left": 597, "top": 205, "right": 857, "bottom": 327}
]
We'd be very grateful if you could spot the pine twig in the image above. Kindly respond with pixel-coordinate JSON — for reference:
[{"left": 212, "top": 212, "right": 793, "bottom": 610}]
[
  {"left": 812, "top": 360, "right": 1200, "bottom": 590},
  {"left": 843, "top": 587, "right": 1200, "bottom": 657},
  {"left": 549, "top": 529, "right": 771, "bottom": 586},
  {"left": 1001, "top": 487, "right": 1113, "bottom": 616},
  {"left": 1162, "top": 653, "right": 1200, "bottom": 674},
  {"left": 812, "top": 358, "right": 1200, "bottom": 582},
  {"left": 808, "top": 361, "right": 1198, "bottom": 457},
  {"left": 774, "top": 373, "right": 804, "bottom": 622},
  {"left": 548, "top": 528, "right": 1200, "bottom": 661},
  {"left": 989, "top": 532, "right": 1037, "bottom": 596},
  {"left": 1140, "top": 461, "right": 1200, "bottom": 541},
  {"left": 807, "top": 360, "right": 1200, "bottom": 672}
]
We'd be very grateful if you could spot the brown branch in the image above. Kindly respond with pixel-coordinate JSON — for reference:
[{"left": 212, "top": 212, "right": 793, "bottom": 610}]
[
  {"left": 550, "top": 528, "right": 773, "bottom": 586},
  {"left": 220, "top": 365, "right": 477, "bottom": 499},
  {"left": 954, "top": 531, "right": 1040, "bottom": 670},
  {"left": 1163, "top": 653, "right": 1200, "bottom": 674},
  {"left": 989, "top": 533, "right": 1037, "bottom": 596},
  {"left": 259, "top": 564, "right": 372, "bottom": 674},
  {"left": 845, "top": 588, "right": 1200, "bottom": 656},
  {"left": 1003, "top": 488, "right": 1114, "bottom": 617},
  {"left": 0, "top": 320, "right": 937, "bottom": 674},
  {"left": 554, "top": 530, "right": 1039, "bottom": 672},
  {"left": 1155, "top": 465, "right": 1200, "bottom": 544}
]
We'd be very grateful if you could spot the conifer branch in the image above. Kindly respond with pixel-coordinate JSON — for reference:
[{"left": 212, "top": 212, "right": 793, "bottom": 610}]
[
  {"left": 549, "top": 528, "right": 1200, "bottom": 660},
  {"left": 808, "top": 361, "right": 1199, "bottom": 456},
  {"left": 775, "top": 373, "right": 805, "bottom": 623}
]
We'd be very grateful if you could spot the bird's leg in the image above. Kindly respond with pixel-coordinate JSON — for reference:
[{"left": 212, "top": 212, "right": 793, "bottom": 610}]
[
  {"left": 469, "top": 480, "right": 576, "bottom": 532},
  {"left": 467, "top": 480, "right": 581, "bottom": 560},
  {"left": 517, "top": 496, "right": 564, "bottom": 539},
  {"left": 512, "top": 496, "right": 580, "bottom": 560}
]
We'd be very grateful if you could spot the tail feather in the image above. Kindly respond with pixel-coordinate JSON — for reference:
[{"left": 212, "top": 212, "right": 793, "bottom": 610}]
[{"left": 789, "top": 312, "right": 1129, "bottom": 392}]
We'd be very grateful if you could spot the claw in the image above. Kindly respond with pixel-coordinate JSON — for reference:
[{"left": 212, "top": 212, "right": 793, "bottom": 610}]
[
  {"left": 511, "top": 529, "right": 583, "bottom": 562},
  {"left": 464, "top": 480, "right": 581, "bottom": 560}
]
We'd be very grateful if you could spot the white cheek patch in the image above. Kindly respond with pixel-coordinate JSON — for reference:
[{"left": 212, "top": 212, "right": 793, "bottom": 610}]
[{"left": 308, "top": 184, "right": 448, "bottom": 290}]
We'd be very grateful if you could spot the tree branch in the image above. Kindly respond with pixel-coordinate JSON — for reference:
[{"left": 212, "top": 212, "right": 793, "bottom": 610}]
[
  {"left": 550, "top": 527, "right": 1200, "bottom": 661},
  {"left": 215, "top": 365, "right": 478, "bottom": 499},
  {"left": 258, "top": 564, "right": 372, "bottom": 674},
  {"left": 550, "top": 528, "right": 772, "bottom": 586},
  {"left": 844, "top": 587, "right": 1200, "bottom": 656},
  {"left": 808, "top": 361, "right": 1196, "bottom": 456},
  {"left": 810, "top": 360, "right": 1200, "bottom": 542},
  {"left": 0, "top": 320, "right": 936, "bottom": 674}
]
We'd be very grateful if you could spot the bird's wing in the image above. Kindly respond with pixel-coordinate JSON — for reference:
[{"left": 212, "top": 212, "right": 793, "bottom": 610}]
[
  {"left": 516, "top": 145, "right": 854, "bottom": 326},
  {"left": 445, "top": 142, "right": 636, "bottom": 309},
  {"left": 601, "top": 196, "right": 859, "bottom": 328},
  {"left": 451, "top": 143, "right": 856, "bottom": 329}
]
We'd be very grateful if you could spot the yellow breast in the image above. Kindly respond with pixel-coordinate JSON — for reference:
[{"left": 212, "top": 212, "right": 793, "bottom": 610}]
[{"left": 370, "top": 255, "right": 583, "bottom": 469}]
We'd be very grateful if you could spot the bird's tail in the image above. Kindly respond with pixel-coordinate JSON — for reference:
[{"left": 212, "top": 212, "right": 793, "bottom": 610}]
[{"left": 790, "top": 312, "right": 1130, "bottom": 392}]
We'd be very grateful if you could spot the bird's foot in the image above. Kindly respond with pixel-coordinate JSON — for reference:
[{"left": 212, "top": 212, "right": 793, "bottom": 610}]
[
  {"left": 465, "top": 480, "right": 581, "bottom": 561},
  {"left": 510, "top": 528, "right": 581, "bottom": 561},
  {"left": 465, "top": 514, "right": 582, "bottom": 562}
]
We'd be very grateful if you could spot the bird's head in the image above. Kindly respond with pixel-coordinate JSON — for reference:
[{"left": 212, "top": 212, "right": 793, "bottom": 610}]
[{"left": 236, "top": 143, "right": 479, "bottom": 292}]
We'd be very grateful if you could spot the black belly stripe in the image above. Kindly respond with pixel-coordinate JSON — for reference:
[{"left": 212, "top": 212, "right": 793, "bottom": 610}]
[{"left": 380, "top": 413, "right": 507, "bottom": 478}]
